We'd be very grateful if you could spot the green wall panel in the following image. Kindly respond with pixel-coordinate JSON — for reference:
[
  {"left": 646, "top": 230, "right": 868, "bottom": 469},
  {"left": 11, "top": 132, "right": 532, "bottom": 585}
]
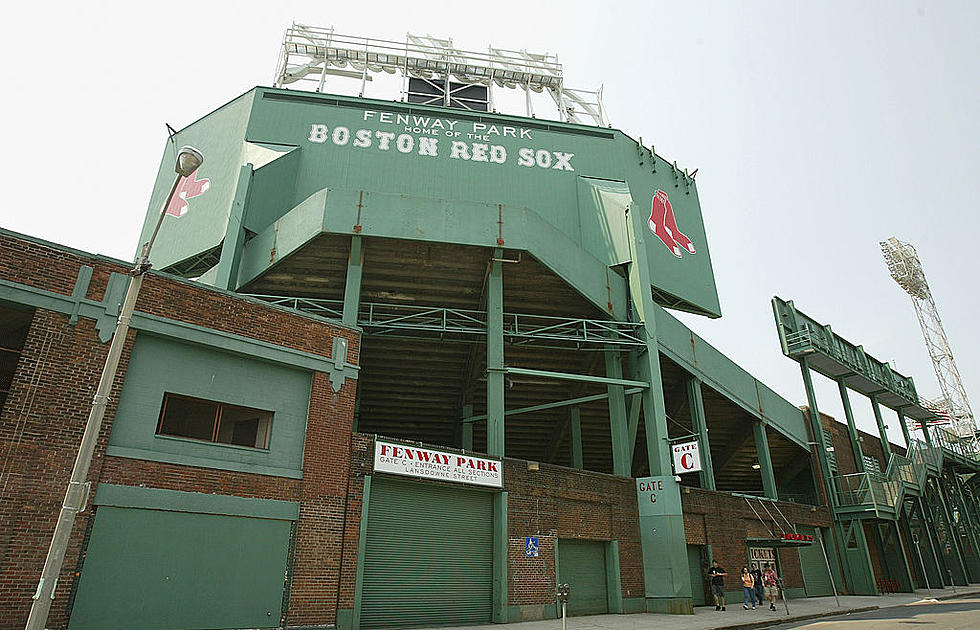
[
  {"left": 107, "top": 334, "right": 311, "bottom": 477},
  {"left": 558, "top": 539, "right": 608, "bottom": 616},
  {"left": 147, "top": 88, "right": 720, "bottom": 317},
  {"left": 139, "top": 91, "right": 256, "bottom": 270},
  {"left": 360, "top": 478, "right": 493, "bottom": 629},
  {"left": 68, "top": 506, "right": 290, "bottom": 630},
  {"left": 798, "top": 528, "right": 834, "bottom": 597}
]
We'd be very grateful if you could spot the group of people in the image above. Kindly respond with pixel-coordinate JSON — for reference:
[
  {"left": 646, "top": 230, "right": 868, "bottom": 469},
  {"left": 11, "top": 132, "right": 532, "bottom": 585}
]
[{"left": 706, "top": 560, "right": 780, "bottom": 611}]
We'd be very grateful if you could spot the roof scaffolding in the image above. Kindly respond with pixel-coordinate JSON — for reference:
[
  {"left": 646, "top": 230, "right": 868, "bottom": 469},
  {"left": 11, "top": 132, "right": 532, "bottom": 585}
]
[{"left": 274, "top": 23, "right": 608, "bottom": 127}]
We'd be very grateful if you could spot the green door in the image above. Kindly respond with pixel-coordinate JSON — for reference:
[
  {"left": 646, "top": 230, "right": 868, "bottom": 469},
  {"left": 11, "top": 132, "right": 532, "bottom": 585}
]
[
  {"left": 360, "top": 478, "right": 493, "bottom": 629},
  {"left": 557, "top": 539, "right": 608, "bottom": 616},
  {"left": 798, "top": 528, "right": 834, "bottom": 597},
  {"left": 68, "top": 506, "right": 291, "bottom": 630},
  {"left": 687, "top": 545, "right": 707, "bottom": 605}
]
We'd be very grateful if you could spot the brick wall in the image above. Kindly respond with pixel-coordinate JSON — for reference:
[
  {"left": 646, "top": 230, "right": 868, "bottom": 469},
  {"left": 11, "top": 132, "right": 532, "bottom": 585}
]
[
  {"left": 341, "top": 436, "right": 644, "bottom": 621},
  {"left": 681, "top": 487, "right": 831, "bottom": 593},
  {"left": 0, "top": 232, "right": 360, "bottom": 629}
]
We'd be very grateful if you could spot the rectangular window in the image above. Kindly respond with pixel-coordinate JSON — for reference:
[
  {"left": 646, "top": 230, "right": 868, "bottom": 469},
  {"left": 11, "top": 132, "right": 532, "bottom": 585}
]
[{"left": 157, "top": 393, "right": 272, "bottom": 449}]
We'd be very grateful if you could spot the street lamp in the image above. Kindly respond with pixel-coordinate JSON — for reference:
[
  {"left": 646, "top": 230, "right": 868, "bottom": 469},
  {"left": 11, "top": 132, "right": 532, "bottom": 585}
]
[{"left": 24, "top": 146, "right": 204, "bottom": 630}]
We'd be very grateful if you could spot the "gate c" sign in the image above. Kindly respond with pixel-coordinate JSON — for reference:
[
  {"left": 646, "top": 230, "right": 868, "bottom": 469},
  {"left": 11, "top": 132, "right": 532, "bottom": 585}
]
[{"left": 671, "top": 440, "right": 702, "bottom": 474}]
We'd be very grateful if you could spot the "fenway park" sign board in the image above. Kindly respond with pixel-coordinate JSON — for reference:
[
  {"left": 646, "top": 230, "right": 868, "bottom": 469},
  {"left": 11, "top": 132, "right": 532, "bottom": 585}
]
[{"left": 374, "top": 440, "right": 503, "bottom": 488}]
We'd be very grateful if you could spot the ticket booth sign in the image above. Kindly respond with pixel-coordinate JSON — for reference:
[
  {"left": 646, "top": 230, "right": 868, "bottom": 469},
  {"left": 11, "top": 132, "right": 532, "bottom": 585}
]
[
  {"left": 749, "top": 547, "right": 776, "bottom": 564},
  {"left": 671, "top": 440, "right": 702, "bottom": 474}
]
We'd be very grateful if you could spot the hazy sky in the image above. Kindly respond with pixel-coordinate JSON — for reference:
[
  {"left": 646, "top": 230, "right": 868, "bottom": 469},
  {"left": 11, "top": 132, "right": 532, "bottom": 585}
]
[{"left": 1, "top": 1, "right": 976, "bottom": 446}]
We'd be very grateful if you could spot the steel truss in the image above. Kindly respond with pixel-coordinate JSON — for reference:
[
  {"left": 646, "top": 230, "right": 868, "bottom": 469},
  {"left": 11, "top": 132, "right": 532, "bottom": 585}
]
[
  {"left": 245, "top": 294, "right": 645, "bottom": 350},
  {"left": 274, "top": 23, "right": 607, "bottom": 126},
  {"left": 881, "top": 238, "right": 976, "bottom": 441}
]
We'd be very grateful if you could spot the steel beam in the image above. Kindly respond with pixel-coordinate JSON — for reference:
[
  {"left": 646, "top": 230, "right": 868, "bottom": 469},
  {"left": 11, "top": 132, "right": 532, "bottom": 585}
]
[
  {"left": 570, "top": 407, "right": 583, "bottom": 470},
  {"left": 838, "top": 381, "right": 866, "bottom": 473},
  {"left": 687, "top": 378, "right": 715, "bottom": 490},
  {"left": 605, "top": 349, "right": 630, "bottom": 476},
  {"left": 801, "top": 358, "right": 837, "bottom": 508},
  {"left": 462, "top": 404, "right": 473, "bottom": 451},
  {"left": 753, "top": 421, "right": 778, "bottom": 500},
  {"left": 503, "top": 366, "right": 648, "bottom": 389},
  {"left": 464, "top": 388, "right": 644, "bottom": 423},
  {"left": 870, "top": 395, "right": 893, "bottom": 461},
  {"left": 342, "top": 234, "right": 364, "bottom": 327},
  {"left": 487, "top": 248, "right": 505, "bottom": 457}
]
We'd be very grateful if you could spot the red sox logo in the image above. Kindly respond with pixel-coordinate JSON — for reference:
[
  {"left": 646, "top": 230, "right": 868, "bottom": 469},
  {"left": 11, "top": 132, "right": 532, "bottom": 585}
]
[
  {"left": 164, "top": 169, "right": 210, "bottom": 218},
  {"left": 648, "top": 190, "right": 696, "bottom": 258}
]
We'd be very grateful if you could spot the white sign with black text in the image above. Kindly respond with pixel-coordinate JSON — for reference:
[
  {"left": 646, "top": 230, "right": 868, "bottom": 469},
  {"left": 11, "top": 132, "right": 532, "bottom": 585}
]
[
  {"left": 374, "top": 440, "right": 503, "bottom": 488},
  {"left": 671, "top": 440, "right": 703, "bottom": 474}
]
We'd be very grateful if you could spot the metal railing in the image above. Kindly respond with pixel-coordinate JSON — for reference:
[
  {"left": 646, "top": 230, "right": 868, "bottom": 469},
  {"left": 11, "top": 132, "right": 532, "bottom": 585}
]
[{"left": 244, "top": 294, "right": 647, "bottom": 349}]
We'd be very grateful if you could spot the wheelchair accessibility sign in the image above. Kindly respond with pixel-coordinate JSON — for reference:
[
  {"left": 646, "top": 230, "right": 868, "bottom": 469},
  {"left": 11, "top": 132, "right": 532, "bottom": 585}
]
[{"left": 524, "top": 537, "right": 539, "bottom": 557}]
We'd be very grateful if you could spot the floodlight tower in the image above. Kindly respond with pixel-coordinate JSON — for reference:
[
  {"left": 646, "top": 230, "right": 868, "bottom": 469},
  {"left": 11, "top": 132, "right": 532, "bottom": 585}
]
[{"left": 880, "top": 237, "right": 976, "bottom": 441}]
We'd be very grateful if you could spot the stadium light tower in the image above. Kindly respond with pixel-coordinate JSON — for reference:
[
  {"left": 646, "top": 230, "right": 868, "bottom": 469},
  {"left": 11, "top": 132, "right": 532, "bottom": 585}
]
[{"left": 880, "top": 237, "right": 976, "bottom": 441}]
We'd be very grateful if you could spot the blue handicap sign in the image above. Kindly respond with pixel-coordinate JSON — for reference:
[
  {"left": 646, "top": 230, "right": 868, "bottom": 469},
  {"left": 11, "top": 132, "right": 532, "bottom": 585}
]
[{"left": 524, "top": 536, "right": 539, "bottom": 557}]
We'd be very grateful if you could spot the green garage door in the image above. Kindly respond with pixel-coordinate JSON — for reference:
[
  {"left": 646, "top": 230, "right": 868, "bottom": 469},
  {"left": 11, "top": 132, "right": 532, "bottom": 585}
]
[
  {"left": 558, "top": 539, "right": 608, "bottom": 616},
  {"left": 360, "top": 478, "right": 493, "bottom": 629},
  {"left": 68, "top": 506, "right": 292, "bottom": 630},
  {"left": 798, "top": 527, "right": 834, "bottom": 597},
  {"left": 687, "top": 545, "right": 707, "bottom": 605}
]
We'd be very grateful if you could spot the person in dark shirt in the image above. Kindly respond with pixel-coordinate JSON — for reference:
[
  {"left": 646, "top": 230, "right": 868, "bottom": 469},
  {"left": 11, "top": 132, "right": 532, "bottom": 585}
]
[
  {"left": 751, "top": 563, "right": 764, "bottom": 607},
  {"left": 708, "top": 560, "right": 727, "bottom": 611}
]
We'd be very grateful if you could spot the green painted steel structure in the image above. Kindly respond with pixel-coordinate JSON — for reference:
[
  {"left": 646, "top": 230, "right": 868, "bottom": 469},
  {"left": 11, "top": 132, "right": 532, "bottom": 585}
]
[{"left": 773, "top": 296, "right": 980, "bottom": 596}]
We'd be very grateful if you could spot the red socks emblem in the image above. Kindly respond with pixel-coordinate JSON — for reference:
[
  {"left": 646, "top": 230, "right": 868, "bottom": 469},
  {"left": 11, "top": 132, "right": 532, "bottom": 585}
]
[
  {"left": 648, "top": 190, "right": 695, "bottom": 257},
  {"left": 165, "top": 170, "right": 211, "bottom": 218}
]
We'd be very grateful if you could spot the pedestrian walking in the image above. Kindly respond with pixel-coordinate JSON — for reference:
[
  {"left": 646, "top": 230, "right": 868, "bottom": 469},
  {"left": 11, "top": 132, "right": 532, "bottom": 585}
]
[
  {"left": 708, "top": 560, "right": 727, "bottom": 611},
  {"left": 741, "top": 567, "right": 756, "bottom": 609},
  {"left": 762, "top": 563, "right": 780, "bottom": 611},
  {"left": 751, "top": 563, "right": 764, "bottom": 607}
]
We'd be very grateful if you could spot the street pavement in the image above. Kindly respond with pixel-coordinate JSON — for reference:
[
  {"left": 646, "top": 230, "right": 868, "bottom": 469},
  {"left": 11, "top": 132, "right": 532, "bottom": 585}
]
[
  {"left": 768, "top": 595, "right": 980, "bottom": 629},
  {"left": 431, "top": 586, "right": 980, "bottom": 630}
]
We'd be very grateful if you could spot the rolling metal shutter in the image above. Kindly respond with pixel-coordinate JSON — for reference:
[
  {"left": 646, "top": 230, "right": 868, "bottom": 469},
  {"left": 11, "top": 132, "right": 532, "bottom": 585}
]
[
  {"left": 798, "top": 527, "right": 834, "bottom": 597},
  {"left": 687, "top": 545, "right": 707, "bottom": 605},
  {"left": 557, "top": 539, "right": 608, "bottom": 616},
  {"left": 360, "top": 478, "right": 493, "bottom": 629}
]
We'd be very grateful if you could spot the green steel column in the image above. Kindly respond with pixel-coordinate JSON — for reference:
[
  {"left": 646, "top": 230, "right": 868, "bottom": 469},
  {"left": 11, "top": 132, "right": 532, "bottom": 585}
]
[
  {"left": 913, "top": 497, "right": 944, "bottom": 588},
  {"left": 605, "top": 541, "right": 624, "bottom": 613},
  {"left": 920, "top": 494, "right": 951, "bottom": 585},
  {"left": 462, "top": 404, "right": 474, "bottom": 451},
  {"left": 214, "top": 164, "right": 253, "bottom": 290},
  {"left": 351, "top": 475, "right": 373, "bottom": 630},
  {"left": 870, "top": 395, "right": 892, "bottom": 461},
  {"left": 492, "top": 491, "right": 509, "bottom": 623},
  {"left": 342, "top": 234, "right": 364, "bottom": 327},
  {"left": 800, "top": 359, "right": 836, "bottom": 508},
  {"left": 935, "top": 478, "right": 970, "bottom": 584},
  {"left": 569, "top": 408, "right": 584, "bottom": 470},
  {"left": 686, "top": 377, "right": 715, "bottom": 490},
  {"left": 837, "top": 381, "right": 866, "bottom": 473},
  {"left": 896, "top": 408, "right": 912, "bottom": 450},
  {"left": 487, "top": 248, "right": 505, "bottom": 458},
  {"left": 948, "top": 473, "right": 980, "bottom": 581},
  {"left": 624, "top": 205, "right": 671, "bottom": 476},
  {"left": 753, "top": 421, "right": 778, "bottom": 500},
  {"left": 605, "top": 350, "right": 631, "bottom": 477},
  {"left": 920, "top": 421, "right": 933, "bottom": 446}
]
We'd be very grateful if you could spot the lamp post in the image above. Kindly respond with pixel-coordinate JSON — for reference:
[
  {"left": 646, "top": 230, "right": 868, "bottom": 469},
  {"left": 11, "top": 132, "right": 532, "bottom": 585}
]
[{"left": 24, "top": 146, "right": 203, "bottom": 630}]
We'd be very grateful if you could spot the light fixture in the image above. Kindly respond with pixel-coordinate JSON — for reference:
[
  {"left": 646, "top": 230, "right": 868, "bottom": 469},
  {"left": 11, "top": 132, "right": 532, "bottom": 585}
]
[
  {"left": 527, "top": 461, "right": 539, "bottom": 471},
  {"left": 752, "top": 462, "right": 761, "bottom": 470},
  {"left": 175, "top": 145, "right": 204, "bottom": 176}
]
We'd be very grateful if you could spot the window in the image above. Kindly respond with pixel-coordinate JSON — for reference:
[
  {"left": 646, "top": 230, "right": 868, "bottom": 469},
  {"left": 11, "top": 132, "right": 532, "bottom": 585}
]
[{"left": 157, "top": 393, "right": 272, "bottom": 449}]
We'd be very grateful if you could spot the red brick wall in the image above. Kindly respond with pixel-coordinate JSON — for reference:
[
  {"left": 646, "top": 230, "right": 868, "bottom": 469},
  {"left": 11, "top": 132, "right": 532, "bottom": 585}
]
[
  {"left": 0, "top": 232, "right": 360, "bottom": 630},
  {"left": 681, "top": 487, "right": 831, "bottom": 593},
  {"left": 340, "top": 436, "right": 644, "bottom": 620}
]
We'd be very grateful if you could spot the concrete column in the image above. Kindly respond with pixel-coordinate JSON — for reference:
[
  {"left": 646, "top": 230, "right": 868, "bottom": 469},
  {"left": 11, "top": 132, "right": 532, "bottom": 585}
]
[
  {"left": 686, "top": 377, "right": 715, "bottom": 490},
  {"left": 570, "top": 407, "right": 583, "bottom": 470},
  {"left": 870, "top": 395, "right": 892, "bottom": 461},
  {"left": 605, "top": 350, "right": 631, "bottom": 477},
  {"left": 342, "top": 234, "right": 364, "bottom": 327},
  {"left": 486, "top": 248, "right": 505, "bottom": 458},
  {"left": 492, "top": 491, "right": 508, "bottom": 623},
  {"left": 837, "top": 381, "right": 866, "bottom": 473},
  {"left": 752, "top": 421, "right": 778, "bottom": 500}
]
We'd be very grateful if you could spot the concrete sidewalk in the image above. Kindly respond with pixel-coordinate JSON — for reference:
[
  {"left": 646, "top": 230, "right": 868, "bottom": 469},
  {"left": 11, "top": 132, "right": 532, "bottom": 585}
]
[{"left": 434, "top": 586, "right": 980, "bottom": 630}]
